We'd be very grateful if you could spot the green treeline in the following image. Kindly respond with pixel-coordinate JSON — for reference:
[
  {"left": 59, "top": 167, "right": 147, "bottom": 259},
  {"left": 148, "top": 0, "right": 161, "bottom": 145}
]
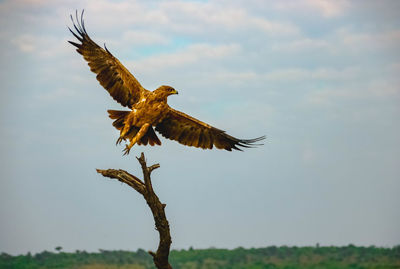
[{"left": 1, "top": 245, "right": 399, "bottom": 269}]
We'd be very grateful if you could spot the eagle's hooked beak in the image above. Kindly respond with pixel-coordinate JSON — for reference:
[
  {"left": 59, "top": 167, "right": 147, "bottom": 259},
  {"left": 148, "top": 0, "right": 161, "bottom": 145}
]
[{"left": 172, "top": 89, "right": 179, "bottom": 95}]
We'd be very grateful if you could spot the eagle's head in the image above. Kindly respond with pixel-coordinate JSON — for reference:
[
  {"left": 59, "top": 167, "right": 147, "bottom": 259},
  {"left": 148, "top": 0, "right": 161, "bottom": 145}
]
[{"left": 154, "top": 85, "right": 179, "bottom": 98}]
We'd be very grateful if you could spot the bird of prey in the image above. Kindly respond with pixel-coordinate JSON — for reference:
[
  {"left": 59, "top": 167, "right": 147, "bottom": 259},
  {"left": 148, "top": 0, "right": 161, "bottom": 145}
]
[{"left": 68, "top": 11, "right": 264, "bottom": 155}]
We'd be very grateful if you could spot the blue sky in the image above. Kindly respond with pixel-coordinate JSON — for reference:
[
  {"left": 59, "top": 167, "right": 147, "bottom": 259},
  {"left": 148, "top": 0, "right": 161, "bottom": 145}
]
[{"left": 0, "top": 0, "right": 399, "bottom": 255}]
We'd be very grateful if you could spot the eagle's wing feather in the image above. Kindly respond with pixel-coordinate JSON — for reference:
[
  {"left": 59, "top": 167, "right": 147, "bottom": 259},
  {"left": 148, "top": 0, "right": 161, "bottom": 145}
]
[
  {"left": 155, "top": 108, "right": 265, "bottom": 151},
  {"left": 68, "top": 11, "right": 147, "bottom": 108}
]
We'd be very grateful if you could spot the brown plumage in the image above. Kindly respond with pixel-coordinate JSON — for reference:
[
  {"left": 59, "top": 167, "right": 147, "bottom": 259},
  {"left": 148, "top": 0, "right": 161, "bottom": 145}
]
[{"left": 68, "top": 10, "right": 265, "bottom": 154}]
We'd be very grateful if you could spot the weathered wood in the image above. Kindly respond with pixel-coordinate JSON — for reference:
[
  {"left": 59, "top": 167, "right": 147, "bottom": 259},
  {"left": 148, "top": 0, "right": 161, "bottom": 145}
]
[{"left": 96, "top": 152, "right": 172, "bottom": 269}]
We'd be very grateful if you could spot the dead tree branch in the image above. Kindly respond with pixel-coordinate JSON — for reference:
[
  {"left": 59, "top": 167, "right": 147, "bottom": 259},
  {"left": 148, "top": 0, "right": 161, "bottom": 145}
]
[{"left": 96, "top": 152, "right": 172, "bottom": 269}]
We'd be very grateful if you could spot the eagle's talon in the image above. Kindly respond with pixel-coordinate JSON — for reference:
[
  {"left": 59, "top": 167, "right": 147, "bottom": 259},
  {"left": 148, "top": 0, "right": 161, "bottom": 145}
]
[
  {"left": 116, "top": 137, "right": 124, "bottom": 145},
  {"left": 122, "top": 144, "right": 131, "bottom": 155}
]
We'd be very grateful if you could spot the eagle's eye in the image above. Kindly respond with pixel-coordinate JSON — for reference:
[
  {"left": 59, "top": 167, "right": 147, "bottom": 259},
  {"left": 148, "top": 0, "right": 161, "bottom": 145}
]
[{"left": 168, "top": 87, "right": 178, "bottom": 95}]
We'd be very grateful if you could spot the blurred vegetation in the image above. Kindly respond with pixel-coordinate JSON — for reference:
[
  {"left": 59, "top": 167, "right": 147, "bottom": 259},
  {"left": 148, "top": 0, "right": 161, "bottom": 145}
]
[{"left": 1, "top": 245, "right": 399, "bottom": 269}]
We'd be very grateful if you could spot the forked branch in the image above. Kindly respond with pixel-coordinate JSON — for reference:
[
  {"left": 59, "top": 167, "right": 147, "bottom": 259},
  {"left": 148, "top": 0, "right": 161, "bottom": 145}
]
[{"left": 96, "top": 152, "right": 172, "bottom": 269}]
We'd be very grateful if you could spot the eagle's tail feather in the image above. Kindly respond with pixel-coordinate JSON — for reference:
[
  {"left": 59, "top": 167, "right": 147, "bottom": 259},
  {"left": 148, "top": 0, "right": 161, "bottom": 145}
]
[
  {"left": 107, "top": 110, "right": 161, "bottom": 147},
  {"left": 107, "top": 110, "right": 129, "bottom": 130}
]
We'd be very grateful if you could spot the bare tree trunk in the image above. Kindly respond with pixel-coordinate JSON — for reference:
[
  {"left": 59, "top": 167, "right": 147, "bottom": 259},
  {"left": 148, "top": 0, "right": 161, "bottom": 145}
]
[{"left": 96, "top": 152, "right": 172, "bottom": 269}]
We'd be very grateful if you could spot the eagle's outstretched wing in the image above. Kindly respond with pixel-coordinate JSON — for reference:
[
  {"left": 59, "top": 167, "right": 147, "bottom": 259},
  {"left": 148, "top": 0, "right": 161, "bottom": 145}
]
[
  {"left": 68, "top": 10, "right": 147, "bottom": 108},
  {"left": 155, "top": 108, "right": 265, "bottom": 151}
]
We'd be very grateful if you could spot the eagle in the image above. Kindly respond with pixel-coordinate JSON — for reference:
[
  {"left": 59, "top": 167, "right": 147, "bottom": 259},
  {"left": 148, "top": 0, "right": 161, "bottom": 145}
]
[{"left": 68, "top": 11, "right": 264, "bottom": 155}]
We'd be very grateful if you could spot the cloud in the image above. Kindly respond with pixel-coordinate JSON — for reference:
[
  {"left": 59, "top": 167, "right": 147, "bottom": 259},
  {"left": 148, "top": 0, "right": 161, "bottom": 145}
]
[
  {"left": 132, "top": 43, "right": 241, "bottom": 71},
  {"left": 160, "top": 1, "right": 300, "bottom": 35},
  {"left": 60, "top": 0, "right": 300, "bottom": 37},
  {"left": 122, "top": 30, "right": 169, "bottom": 46},
  {"left": 7, "top": 0, "right": 54, "bottom": 5},
  {"left": 272, "top": 38, "right": 332, "bottom": 52},
  {"left": 306, "top": 0, "right": 350, "bottom": 17},
  {"left": 274, "top": 0, "right": 350, "bottom": 18},
  {"left": 36, "top": 87, "right": 77, "bottom": 102},
  {"left": 306, "top": 78, "right": 400, "bottom": 106},
  {"left": 270, "top": 28, "right": 400, "bottom": 61},
  {"left": 266, "top": 67, "right": 364, "bottom": 81},
  {"left": 302, "top": 146, "right": 317, "bottom": 164},
  {"left": 204, "top": 66, "right": 364, "bottom": 85},
  {"left": 9, "top": 32, "right": 72, "bottom": 59},
  {"left": 338, "top": 29, "right": 400, "bottom": 51},
  {"left": 207, "top": 71, "right": 258, "bottom": 87},
  {"left": 365, "top": 79, "right": 400, "bottom": 98},
  {"left": 11, "top": 34, "right": 36, "bottom": 52}
]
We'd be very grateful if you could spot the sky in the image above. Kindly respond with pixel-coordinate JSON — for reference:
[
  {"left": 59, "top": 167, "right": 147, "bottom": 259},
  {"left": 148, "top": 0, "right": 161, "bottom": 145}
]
[{"left": 0, "top": 0, "right": 399, "bottom": 255}]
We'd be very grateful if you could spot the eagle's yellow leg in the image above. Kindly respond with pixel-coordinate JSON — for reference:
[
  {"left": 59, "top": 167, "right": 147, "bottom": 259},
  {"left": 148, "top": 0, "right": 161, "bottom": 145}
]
[
  {"left": 123, "top": 123, "right": 150, "bottom": 155},
  {"left": 116, "top": 124, "right": 131, "bottom": 145}
]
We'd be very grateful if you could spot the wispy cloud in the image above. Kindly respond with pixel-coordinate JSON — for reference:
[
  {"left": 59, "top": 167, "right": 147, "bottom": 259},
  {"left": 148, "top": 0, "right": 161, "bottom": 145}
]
[
  {"left": 306, "top": 79, "right": 400, "bottom": 106},
  {"left": 132, "top": 43, "right": 241, "bottom": 71},
  {"left": 11, "top": 34, "right": 36, "bottom": 52},
  {"left": 122, "top": 30, "right": 169, "bottom": 46},
  {"left": 306, "top": 0, "right": 350, "bottom": 17},
  {"left": 338, "top": 29, "right": 400, "bottom": 50},
  {"left": 158, "top": 1, "right": 300, "bottom": 35},
  {"left": 274, "top": 0, "right": 350, "bottom": 18},
  {"left": 36, "top": 87, "right": 77, "bottom": 102},
  {"left": 272, "top": 38, "right": 332, "bottom": 52}
]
